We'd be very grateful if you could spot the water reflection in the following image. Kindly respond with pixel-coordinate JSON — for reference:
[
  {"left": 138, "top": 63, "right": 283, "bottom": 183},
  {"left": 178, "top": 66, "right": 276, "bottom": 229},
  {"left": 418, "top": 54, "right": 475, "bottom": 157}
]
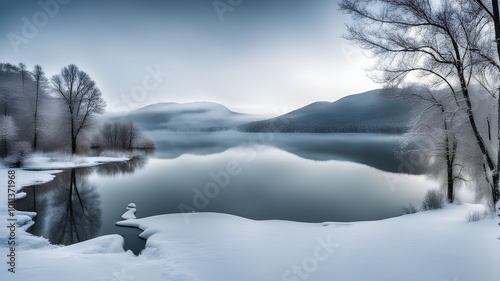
[
  {"left": 49, "top": 169, "right": 102, "bottom": 245},
  {"left": 150, "top": 132, "right": 426, "bottom": 174},
  {"left": 17, "top": 156, "right": 149, "bottom": 247},
  {"left": 94, "top": 156, "right": 148, "bottom": 176},
  {"left": 269, "top": 134, "right": 426, "bottom": 174},
  {"left": 16, "top": 168, "right": 100, "bottom": 245},
  {"left": 16, "top": 134, "right": 432, "bottom": 253}
]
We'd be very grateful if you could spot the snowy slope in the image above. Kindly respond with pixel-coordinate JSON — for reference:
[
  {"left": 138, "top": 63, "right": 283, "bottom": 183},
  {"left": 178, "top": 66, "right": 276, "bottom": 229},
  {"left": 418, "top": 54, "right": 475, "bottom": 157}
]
[
  {"left": 3, "top": 203, "right": 499, "bottom": 281},
  {"left": 240, "top": 89, "right": 413, "bottom": 133}
]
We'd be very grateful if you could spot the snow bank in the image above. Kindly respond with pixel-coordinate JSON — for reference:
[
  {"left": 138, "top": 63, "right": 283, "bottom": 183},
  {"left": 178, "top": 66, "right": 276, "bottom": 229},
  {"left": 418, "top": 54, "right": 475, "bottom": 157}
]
[
  {"left": 0, "top": 154, "right": 133, "bottom": 279},
  {"left": 110, "top": 204, "right": 496, "bottom": 281},
  {"left": 23, "top": 154, "right": 129, "bottom": 170},
  {"left": 0, "top": 168, "right": 62, "bottom": 254},
  {"left": 16, "top": 169, "right": 62, "bottom": 190},
  {"left": 5, "top": 154, "right": 129, "bottom": 202},
  {"left": 2, "top": 204, "right": 499, "bottom": 281}
]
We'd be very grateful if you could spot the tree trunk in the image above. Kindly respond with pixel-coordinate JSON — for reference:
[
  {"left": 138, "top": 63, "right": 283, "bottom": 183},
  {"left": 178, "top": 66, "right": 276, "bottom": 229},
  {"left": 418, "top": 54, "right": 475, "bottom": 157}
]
[
  {"left": 445, "top": 136, "right": 454, "bottom": 203},
  {"left": 440, "top": 104, "right": 455, "bottom": 203},
  {"left": 3, "top": 106, "right": 7, "bottom": 156},
  {"left": 71, "top": 138, "right": 77, "bottom": 154},
  {"left": 33, "top": 81, "right": 39, "bottom": 151},
  {"left": 70, "top": 111, "right": 76, "bottom": 154},
  {"left": 460, "top": 82, "right": 495, "bottom": 171},
  {"left": 492, "top": 0, "right": 500, "bottom": 208}
]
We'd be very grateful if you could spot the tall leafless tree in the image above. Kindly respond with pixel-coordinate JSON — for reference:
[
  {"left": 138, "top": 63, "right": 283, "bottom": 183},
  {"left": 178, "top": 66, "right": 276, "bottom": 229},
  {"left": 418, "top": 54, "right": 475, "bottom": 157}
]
[
  {"left": 340, "top": 0, "right": 499, "bottom": 207},
  {"left": 31, "top": 65, "right": 47, "bottom": 151},
  {"left": 470, "top": 0, "right": 500, "bottom": 207},
  {"left": 0, "top": 63, "right": 21, "bottom": 117},
  {"left": 18, "top": 63, "right": 28, "bottom": 98},
  {"left": 51, "top": 65, "right": 106, "bottom": 154},
  {"left": 399, "top": 87, "right": 467, "bottom": 203},
  {"left": 0, "top": 115, "right": 17, "bottom": 157}
]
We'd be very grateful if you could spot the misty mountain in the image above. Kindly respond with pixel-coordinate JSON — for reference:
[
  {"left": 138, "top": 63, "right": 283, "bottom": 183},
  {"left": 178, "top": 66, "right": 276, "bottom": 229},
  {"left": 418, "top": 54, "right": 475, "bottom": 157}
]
[
  {"left": 111, "top": 102, "right": 264, "bottom": 132},
  {"left": 239, "top": 89, "right": 413, "bottom": 133}
]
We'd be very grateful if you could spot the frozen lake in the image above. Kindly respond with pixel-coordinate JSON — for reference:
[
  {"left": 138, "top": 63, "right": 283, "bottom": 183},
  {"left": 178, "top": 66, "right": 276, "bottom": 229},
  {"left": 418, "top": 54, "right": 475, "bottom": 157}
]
[{"left": 17, "top": 132, "right": 436, "bottom": 254}]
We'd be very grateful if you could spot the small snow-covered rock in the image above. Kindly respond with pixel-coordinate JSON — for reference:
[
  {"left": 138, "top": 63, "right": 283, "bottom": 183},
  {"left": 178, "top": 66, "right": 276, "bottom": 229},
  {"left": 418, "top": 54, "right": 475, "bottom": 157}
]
[
  {"left": 121, "top": 208, "right": 136, "bottom": 220},
  {"left": 15, "top": 192, "right": 27, "bottom": 200},
  {"left": 122, "top": 203, "right": 137, "bottom": 219}
]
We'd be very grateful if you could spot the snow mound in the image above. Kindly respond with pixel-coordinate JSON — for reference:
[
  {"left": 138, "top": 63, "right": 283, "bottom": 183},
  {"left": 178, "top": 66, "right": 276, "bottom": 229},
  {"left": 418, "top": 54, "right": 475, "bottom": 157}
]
[
  {"left": 121, "top": 209, "right": 137, "bottom": 220},
  {"left": 121, "top": 203, "right": 137, "bottom": 219},
  {"left": 54, "top": 235, "right": 126, "bottom": 255},
  {"left": 3, "top": 204, "right": 500, "bottom": 281},
  {"left": 14, "top": 192, "right": 26, "bottom": 200}
]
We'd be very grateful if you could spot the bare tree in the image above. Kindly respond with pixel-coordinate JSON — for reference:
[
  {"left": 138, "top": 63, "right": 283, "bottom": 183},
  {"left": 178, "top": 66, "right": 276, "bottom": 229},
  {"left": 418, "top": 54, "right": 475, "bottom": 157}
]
[
  {"left": 0, "top": 63, "right": 21, "bottom": 117},
  {"left": 51, "top": 65, "right": 106, "bottom": 154},
  {"left": 470, "top": 0, "right": 500, "bottom": 207},
  {"left": 30, "top": 65, "right": 47, "bottom": 151},
  {"left": 0, "top": 115, "right": 18, "bottom": 157},
  {"left": 399, "top": 87, "right": 467, "bottom": 203},
  {"left": 340, "top": 0, "right": 498, "bottom": 206},
  {"left": 18, "top": 63, "right": 28, "bottom": 97},
  {"left": 93, "top": 121, "right": 152, "bottom": 150},
  {"left": 1, "top": 62, "right": 70, "bottom": 155}
]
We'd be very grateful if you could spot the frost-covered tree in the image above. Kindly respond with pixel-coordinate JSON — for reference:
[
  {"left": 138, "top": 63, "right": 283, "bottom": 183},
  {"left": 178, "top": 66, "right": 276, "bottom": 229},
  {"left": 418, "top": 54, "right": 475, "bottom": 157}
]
[
  {"left": 340, "top": 0, "right": 499, "bottom": 207},
  {"left": 468, "top": 0, "right": 500, "bottom": 209},
  {"left": 18, "top": 63, "right": 29, "bottom": 97},
  {"left": 0, "top": 63, "right": 21, "bottom": 117},
  {"left": 0, "top": 62, "right": 81, "bottom": 154},
  {"left": 52, "top": 65, "right": 106, "bottom": 154},
  {"left": 92, "top": 121, "right": 155, "bottom": 150},
  {"left": 397, "top": 87, "right": 469, "bottom": 203},
  {"left": 5, "top": 141, "right": 33, "bottom": 168},
  {"left": 30, "top": 65, "right": 48, "bottom": 150},
  {"left": 0, "top": 115, "right": 18, "bottom": 157}
]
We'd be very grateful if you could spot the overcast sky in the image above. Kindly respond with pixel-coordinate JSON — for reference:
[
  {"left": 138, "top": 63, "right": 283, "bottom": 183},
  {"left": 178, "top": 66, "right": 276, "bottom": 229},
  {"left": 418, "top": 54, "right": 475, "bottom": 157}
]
[{"left": 0, "top": 0, "right": 378, "bottom": 115}]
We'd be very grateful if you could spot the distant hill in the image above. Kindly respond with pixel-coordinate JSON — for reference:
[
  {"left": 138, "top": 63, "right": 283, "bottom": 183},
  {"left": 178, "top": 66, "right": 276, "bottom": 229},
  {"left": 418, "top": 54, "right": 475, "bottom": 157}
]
[
  {"left": 111, "top": 102, "right": 264, "bottom": 131},
  {"left": 239, "top": 89, "right": 413, "bottom": 133}
]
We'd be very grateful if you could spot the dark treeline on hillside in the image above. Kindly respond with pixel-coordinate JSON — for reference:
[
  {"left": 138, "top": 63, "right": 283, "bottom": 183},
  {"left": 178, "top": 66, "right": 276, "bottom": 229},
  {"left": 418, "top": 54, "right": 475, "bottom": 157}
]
[
  {"left": 239, "top": 92, "right": 412, "bottom": 134},
  {"left": 240, "top": 121, "right": 407, "bottom": 134},
  {"left": 0, "top": 62, "right": 154, "bottom": 167}
]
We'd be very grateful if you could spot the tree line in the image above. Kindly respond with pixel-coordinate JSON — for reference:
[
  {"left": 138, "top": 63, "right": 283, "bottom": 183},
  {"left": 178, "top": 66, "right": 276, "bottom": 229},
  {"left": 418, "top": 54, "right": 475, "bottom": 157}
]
[
  {"left": 0, "top": 62, "right": 154, "bottom": 167},
  {"left": 240, "top": 120, "right": 407, "bottom": 134},
  {"left": 340, "top": 0, "right": 500, "bottom": 210}
]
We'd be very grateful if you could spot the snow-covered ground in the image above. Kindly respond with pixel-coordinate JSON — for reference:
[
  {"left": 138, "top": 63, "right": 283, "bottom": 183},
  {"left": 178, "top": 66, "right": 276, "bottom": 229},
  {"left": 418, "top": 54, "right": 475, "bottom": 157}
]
[
  {"left": 1, "top": 201, "right": 498, "bottom": 281},
  {"left": 23, "top": 153, "right": 129, "bottom": 170},
  {"left": 1, "top": 155, "right": 499, "bottom": 280},
  {"left": 1, "top": 153, "right": 129, "bottom": 199}
]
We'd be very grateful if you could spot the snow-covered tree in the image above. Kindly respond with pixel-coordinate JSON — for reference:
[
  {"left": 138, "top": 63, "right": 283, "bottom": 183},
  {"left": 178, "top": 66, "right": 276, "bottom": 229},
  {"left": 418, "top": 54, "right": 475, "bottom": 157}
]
[
  {"left": 51, "top": 64, "right": 106, "bottom": 154},
  {"left": 30, "top": 65, "right": 48, "bottom": 150},
  {"left": 0, "top": 63, "right": 21, "bottom": 117},
  {"left": 92, "top": 121, "right": 155, "bottom": 150},
  {"left": 18, "top": 62, "right": 29, "bottom": 97},
  {"left": 0, "top": 115, "right": 18, "bottom": 157},
  {"left": 340, "top": 0, "right": 500, "bottom": 208},
  {"left": 468, "top": 0, "right": 500, "bottom": 210},
  {"left": 4, "top": 141, "right": 33, "bottom": 168}
]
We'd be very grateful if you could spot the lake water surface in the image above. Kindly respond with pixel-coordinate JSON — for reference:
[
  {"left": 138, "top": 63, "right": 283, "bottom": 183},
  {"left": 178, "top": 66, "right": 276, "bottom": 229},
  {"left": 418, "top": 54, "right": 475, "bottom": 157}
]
[{"left": 17, "top": 132, "right": 436, "bottom": 254}]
